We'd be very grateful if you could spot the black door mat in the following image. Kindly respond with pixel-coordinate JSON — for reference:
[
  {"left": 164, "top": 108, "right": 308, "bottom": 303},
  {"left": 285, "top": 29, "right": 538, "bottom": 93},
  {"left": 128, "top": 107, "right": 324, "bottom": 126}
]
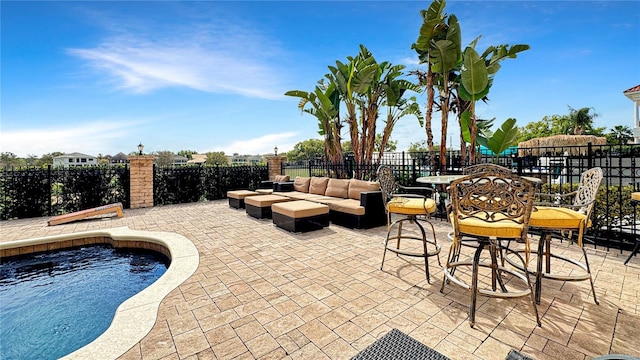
[
  {"left": 351, "top": 328, "right": 450, "bottom": 360},
  {"left": 506, "top": 349, "right": 535, "bottom": 360}
]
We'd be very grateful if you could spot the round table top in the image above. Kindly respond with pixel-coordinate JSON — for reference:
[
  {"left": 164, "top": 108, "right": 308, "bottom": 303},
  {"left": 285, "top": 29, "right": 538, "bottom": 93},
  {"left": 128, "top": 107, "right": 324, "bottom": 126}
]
[{"left": 416, "top": 175, "right": 464, "bottom": 185}]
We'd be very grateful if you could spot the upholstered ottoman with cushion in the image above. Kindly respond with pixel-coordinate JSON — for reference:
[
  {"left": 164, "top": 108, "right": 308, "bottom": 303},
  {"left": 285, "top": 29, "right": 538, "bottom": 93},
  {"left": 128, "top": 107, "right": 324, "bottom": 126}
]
[
  {"left": 227, "top": 190, "right": 259, "bottom": 209},
  {"left": 272, "top": 200, "right": 329, "bottom": 232},
  {"left": 245, "top": 194, "right": 291, "bottom": 219}
]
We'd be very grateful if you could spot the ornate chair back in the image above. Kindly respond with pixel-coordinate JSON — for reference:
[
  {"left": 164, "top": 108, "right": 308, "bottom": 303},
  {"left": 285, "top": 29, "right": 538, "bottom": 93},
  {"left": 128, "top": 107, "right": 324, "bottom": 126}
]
[
  {"left": 573, "top": 167, "right": 603, "bottom": 216},
  {"left": 449, "top": 172, "right": 537, "bottom": 243},
  {"left": 376, "top": 165, "right": 397, "bottom": 207}
]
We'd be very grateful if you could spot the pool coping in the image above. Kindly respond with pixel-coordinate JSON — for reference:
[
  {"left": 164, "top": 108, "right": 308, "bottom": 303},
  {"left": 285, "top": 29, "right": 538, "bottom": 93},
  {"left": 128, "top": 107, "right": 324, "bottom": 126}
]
[{"left": 0, "top": 226, "right": 199, "bottom": 360}]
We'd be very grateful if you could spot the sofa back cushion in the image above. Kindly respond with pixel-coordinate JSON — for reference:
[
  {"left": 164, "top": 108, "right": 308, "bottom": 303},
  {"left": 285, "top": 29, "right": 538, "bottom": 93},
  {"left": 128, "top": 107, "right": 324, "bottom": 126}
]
[
  {"left": 309, "top": 177, "right": 330, "bottom": 195},
  {"left": 325, "top": 179, "right": 350, "bottom": 198},
  {"left": 274, "top": 174, "right": 290, "bottom": 182},
  {"left": 293, "top": 177, "right": 311, "bottom": 193},
  {"left": 348, "top": 179, "right": 380, "bottom": 200}
]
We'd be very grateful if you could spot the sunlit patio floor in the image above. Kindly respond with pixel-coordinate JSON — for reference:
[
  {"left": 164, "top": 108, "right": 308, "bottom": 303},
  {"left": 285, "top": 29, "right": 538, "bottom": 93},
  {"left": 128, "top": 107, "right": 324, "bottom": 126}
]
[{"left": 2, "top": 200, "right": 639, "bottom": 360}]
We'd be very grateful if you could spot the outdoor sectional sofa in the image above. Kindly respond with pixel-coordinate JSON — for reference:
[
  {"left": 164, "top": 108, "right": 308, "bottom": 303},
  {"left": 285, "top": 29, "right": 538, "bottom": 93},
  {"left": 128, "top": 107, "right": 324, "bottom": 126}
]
[{"left": 272, "top": 176, "right": 386, "bottom": 229}]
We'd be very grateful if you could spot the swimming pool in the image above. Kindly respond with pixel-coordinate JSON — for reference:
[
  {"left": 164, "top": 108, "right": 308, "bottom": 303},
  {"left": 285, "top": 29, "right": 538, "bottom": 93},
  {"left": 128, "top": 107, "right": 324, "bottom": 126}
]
[
  {"left": 1, "top": 245, "right": 168, "bottom": 360},
  {"left": 0, "top": 227, "right": 199, "bottom": 360}
]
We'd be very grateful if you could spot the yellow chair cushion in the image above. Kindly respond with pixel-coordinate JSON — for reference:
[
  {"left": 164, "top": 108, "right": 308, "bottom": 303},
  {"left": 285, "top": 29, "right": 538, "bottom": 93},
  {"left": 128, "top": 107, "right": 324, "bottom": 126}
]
[
  {"left": 387, "top": 197, "right": 436, "bottom": 215},
  {"left": 632, "top": 192, "right": 640, "bottom": 202},
  {"left": 530, "top": 206, "right": 587, "bottom": 230},
  {"left": 449, "top": 213, "right": 524, "bottom": 238}
]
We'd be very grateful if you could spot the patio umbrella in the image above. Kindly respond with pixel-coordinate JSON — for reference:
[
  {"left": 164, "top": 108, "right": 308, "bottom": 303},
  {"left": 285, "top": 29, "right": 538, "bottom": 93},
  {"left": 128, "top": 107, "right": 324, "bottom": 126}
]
[{"left": 517, "top": 134, "right": 607, "bottom": 157}]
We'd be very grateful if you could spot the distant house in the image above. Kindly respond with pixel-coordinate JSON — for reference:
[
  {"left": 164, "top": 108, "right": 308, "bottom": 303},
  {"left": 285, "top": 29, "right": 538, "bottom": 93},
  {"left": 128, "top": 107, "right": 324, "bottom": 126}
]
[
  {"left": 228, "top": 154, "right": 264, "bottom": 165},
  {"left": 110, "top": 152, "right": 129, "bottom": 164},
  {"left": 53, "top": 153, "right": 97, "bottom": 167},
  {"left": 173, "top": 155, "right": 188, "bottom": 165},
  {"left": 187, "top": 154, "right": 207, "bottom": 165}
]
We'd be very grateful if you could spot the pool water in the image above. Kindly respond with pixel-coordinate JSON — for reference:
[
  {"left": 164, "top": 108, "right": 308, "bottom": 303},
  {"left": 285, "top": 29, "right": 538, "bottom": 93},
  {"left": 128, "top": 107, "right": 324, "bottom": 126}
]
[{"left": 0, "top": 245, "right": 168, "bottom": 360}]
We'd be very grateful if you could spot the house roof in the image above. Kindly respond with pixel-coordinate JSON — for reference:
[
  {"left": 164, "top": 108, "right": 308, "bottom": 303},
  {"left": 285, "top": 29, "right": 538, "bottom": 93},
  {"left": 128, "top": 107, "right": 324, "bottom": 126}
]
[
  {"left": 111, "top": 152, "right": 128, "bottom": 160},
  {"left": 187, "top": 154, "right": 207, "bottom": 164},
  {"left": 623, "top": 84, "right": 640, "bottom": 94},
  {"left": 54, "top": 152, "right": 96, "bottom": 159},
  {"left": 623, "top": 84, "right": 640, "bottom": 102}
]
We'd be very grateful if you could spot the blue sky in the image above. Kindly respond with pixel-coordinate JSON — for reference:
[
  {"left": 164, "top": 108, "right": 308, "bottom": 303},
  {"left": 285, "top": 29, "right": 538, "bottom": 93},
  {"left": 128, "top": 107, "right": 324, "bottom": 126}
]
[{"left": 2, "top": 1, "right": 639, "bottom": 158}]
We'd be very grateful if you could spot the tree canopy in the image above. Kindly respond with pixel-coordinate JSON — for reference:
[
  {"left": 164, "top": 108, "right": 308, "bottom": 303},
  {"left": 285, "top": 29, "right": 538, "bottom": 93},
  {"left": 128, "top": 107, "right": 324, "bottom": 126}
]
[
  {"left": 606, "top": 125, "right": 633, "bottom": 145},
  {"left": 205, "top": 152, "right": 228, "bottom": 165},
  {"left": 517, "top": 107, "right": 606, "bottom": 142},
  {"left": 287, "top": 139, "right": 325, "bottom": 162}
]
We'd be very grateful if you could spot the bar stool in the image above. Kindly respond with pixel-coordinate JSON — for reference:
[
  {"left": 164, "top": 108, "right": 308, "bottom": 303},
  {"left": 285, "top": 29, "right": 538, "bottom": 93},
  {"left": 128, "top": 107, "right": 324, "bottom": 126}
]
[
  {"left": 528, "top": 167, "right": 603, "bottom": 304},
  {"left": 377, "top": 165, "right": 441, "bottom": 283},
  {"left": 441, "top": 172, "right": 540, "bottom": 328}
]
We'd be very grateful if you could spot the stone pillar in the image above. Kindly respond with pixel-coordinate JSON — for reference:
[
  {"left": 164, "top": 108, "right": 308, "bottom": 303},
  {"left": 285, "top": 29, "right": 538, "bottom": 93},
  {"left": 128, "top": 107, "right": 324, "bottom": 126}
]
[
  {"left": 128, "top": 155, "right": 155, "bottom": 209},
  {"left": 266, "top": 156, "right": 287, "bottom": 180}
]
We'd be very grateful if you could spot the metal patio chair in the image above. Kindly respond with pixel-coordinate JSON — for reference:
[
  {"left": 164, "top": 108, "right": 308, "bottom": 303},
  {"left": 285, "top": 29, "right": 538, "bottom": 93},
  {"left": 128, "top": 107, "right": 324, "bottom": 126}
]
[
  {"left": 528, "top": 167, "right": 604, "bottom": 304},
  {"left": 442, "top": 172, "right": 540, "bottom": 328},
  {"left": 377, "top": 165, "right": 441, "bottom": 283}
]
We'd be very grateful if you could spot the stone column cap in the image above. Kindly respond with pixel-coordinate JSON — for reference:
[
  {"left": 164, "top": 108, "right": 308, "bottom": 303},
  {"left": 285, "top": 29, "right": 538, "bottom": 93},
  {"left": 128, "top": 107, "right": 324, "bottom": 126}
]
[{"left": 128, "top": 155, "right": 156, "bottom": 160}]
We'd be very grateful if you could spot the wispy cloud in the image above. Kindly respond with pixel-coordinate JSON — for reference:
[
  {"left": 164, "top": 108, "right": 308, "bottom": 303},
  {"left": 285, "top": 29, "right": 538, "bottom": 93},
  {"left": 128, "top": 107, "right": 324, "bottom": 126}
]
[
  {"left": 0, "top": 121, "right": 139, "bottom": 157},
  {"left": 67, "top": 6, "right": 288, "bottom": 99}
]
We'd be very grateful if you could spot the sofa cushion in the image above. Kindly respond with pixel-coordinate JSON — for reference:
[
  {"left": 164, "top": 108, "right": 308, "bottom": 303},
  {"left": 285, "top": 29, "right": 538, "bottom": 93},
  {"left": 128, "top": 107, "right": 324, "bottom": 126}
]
[
  {"left": 274, "top": 174, "right": 290, "bottom": 182},
  {"left": 309, "top": 177, "right": 330, "bottom": 195},
  {"left": 326, "top": 199, "right": 366, "bottom": 216},
  {"left": 293, "top": 177, "right": 311, "bottom": 192},
  {"left": 227, "top": 190, "right": 259, "bottom": 199},
  {"left": 272, "top": 200, "right": 329, "bottom": 218},
  {"left": 325, "top": 179, "right": 350, "bottom": 198},
  {"left": 284, "top": 192, "right": 327, "bottom": 201},
  {"left": 348, "top": 179, "right": 380, "bottom": 200}
]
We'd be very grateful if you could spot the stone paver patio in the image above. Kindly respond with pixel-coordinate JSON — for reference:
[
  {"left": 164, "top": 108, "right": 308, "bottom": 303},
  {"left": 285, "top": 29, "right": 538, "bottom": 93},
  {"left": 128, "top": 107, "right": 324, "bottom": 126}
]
[{"left": 1, "top": 200, "right": 639, "bottom": 360}]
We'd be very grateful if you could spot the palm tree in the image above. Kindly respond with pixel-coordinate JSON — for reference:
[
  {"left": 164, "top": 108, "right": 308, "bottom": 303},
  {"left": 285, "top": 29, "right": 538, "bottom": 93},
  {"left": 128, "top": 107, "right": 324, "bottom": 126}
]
[
  {"left": 326, "top": 48, "right": 377, "bottom": 166},
  {"left": 568, "top": 106, "right": 598, "bottom": 135},
  {"left": 608, "top": 125, "right": 633, "bottom": 145},
  {"left": 411, "top": 0, "right": 448, "bottom": 172},
  {"left": 326, "top": 45, "right": 419, "bottom": 166}
]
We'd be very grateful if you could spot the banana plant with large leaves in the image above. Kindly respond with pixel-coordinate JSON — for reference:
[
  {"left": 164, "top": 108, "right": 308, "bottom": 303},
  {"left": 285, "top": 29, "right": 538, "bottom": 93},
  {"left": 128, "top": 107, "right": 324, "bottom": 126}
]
[
  {"left": 326, "top": 45, "right": 377, "bottom": 166},
  {"left": 477, "top": 118, "right": 519, "bottom": 163},
  {"left": 458, "top": 40, "right": 529, "bottom": 163},
  {"left": 285, "top": 83, "right": 343, "bottom": 166},
  {"left": 377, "top": 72, "right": 423, "bottom": 163},
  {"left": 428, "top": 13, "right": 462, "bottom": 173}
]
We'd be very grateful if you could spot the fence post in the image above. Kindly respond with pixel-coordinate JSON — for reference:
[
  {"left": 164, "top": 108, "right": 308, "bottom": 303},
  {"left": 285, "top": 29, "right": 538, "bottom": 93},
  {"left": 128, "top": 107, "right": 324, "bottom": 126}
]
[
  {"left": 266, "top": 155, "right": 286, "bottom": 180},
  {"left": 128, "top": 155, "right": 155, "bottom": 209},
  {"left": 587, "top": 142, "right": 593, "bottom": 169},
  {"left": 47, "top": 164, "right": 52, "bottom": 216}
]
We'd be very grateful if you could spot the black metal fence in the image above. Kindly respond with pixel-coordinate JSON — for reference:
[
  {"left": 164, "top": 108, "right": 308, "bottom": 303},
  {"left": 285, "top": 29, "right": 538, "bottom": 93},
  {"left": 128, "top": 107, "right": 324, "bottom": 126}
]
[
  {"left": 283, "top": 143, "right": 640, "bottom": 250},
  {"left": 2, "top": 144, "right": 637, "bottom": 251},
  {"left": 154, "top": 165, "right": 268, "bottom": 206},
  {"left": 0, "top": 165, "right": 130, "bottom": 220}
]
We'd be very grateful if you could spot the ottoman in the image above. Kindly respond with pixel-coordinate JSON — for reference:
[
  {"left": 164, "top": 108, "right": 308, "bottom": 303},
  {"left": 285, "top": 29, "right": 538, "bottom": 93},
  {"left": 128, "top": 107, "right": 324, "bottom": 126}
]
[
  {"left": 245, "top": 195, "right": 291, "bottom": 219},
  {"left": 227, "top": 190, "right": 259, "bottom": 209},
  {"left": 272, "top": 200, "right": 329, "bottom": 233}
]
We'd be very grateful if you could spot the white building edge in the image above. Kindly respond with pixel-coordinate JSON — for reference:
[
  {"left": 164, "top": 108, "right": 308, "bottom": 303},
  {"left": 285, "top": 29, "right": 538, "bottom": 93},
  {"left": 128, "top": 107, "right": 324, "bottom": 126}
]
[{"left": 623, "top": 84, "right": 640, "bottom": 144}]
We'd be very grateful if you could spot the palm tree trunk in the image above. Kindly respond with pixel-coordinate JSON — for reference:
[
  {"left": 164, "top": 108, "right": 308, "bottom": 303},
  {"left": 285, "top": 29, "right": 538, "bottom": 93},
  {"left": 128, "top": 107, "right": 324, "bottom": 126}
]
[
  {"left": 425, "top": 68, "right": 436, "bottom": 174},
  {"left": 440, "top": 96, "right": 449, "bottom": 175}
]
